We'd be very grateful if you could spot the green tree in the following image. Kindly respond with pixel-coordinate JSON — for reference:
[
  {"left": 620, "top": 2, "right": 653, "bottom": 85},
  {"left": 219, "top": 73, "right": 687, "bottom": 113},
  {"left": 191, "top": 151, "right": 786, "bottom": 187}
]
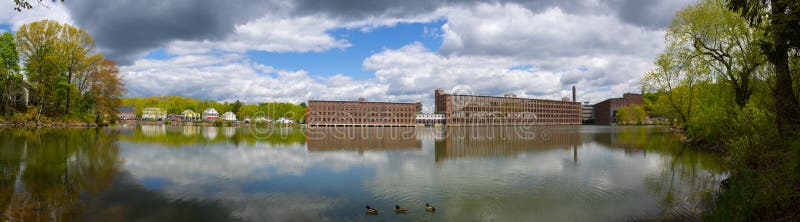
[
  {"left": 642, "top": 45, "right": 709, "bottom": 129},
  {"left": 616, "top": 105, "right": 646, "bottom": 124},
  {"left": 728, "top": 0, "right": 800, "bottom": 136},
  {"left": 15, "top": 20, "right": 65, "bottom": 116},
  {"left": 0, "top": 32, "right": 21, "bottom": 116},
  {"left": 59, "top": 24, "right": 100, "bottom": 114},
  {"left": 671, "top": 0, "right": 765, "bottom": 108},
  {"left": 231, "top": 99, "right": 242, "bottom": 114}
]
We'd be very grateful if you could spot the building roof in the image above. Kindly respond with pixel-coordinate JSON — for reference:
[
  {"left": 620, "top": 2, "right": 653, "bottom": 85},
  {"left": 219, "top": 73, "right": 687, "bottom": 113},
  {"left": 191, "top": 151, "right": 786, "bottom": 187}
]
[
  {"left": 308, "top": 99, "right": 418, "bottom": 105},
  {"left": 440, "top": 92, "right": 579, "bottom": 104},
  {"left": 117, "top": 106, "right": 135, "bottom": 113}
]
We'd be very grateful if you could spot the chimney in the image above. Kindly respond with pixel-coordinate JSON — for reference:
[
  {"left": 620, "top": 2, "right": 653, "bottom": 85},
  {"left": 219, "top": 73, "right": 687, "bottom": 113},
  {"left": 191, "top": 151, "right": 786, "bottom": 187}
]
[
  {"left": 358, "top": 98, "right": 365, "bottom": 102},
  {"left": 572, "top": 86, "right": 576, "bottom": 102}
]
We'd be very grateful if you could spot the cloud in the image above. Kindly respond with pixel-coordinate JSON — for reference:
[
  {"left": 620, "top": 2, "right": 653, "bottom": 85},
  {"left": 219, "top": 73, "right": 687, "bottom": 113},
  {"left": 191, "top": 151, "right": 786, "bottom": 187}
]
[
  {"left": 120, "top": 53, "right": 391, "bottom": 104},
  {"left": 164, "top": 14, "right": 351, "bottom": 56},
  {"left": 62, "top": 0, "right": 289, "bottom": 64},
  {"left": 0, "top": 1, "right": 72, "bottom": 29},
  {"left": 53, "top": 0, "right": 693, "bottom": 65}
]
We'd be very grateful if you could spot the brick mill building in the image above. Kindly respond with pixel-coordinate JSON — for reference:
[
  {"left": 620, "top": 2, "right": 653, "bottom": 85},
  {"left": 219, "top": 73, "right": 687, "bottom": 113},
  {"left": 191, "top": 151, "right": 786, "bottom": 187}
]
[
  {"left": 434, "top": 87, "right": 582, "bottom": 126},
  {"left": 305, "top": 98, "right": 421, "bottom": 127},
  {"left": 593, "top": 93, "right": 643, "bottom": 125}
]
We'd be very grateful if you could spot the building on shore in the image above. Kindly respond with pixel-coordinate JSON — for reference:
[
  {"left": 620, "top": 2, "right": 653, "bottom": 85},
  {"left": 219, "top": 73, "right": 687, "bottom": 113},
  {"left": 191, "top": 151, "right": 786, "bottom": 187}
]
[
  {"left": 221, "top": 111, "right": 237, "bottom": 121},
  {"left": 181, "top": 109, "right": 200, "bottom": 122},
  {"left": 202, "top": 108, "right": 220, "bottom": 121},
  {"left": 141, "top": 107, "right": 167, "bottom": 121},
  {"left": 581, "top": 102, "right": 594, "bottom": 124},
  {"left": 593, "top": 93, "right": 643, "bottom": 125},
  {"left": 416, "top": 113, "right": 445, "bottom": 126},
  {"left": 305, "top": 98, "right": 420, "bottom": 127},
  {"left": 117, "top": 106, "right": 136, "bottom": 120},
  {"left": 434, "top": 87, "right": 582, "bottom": 126}
]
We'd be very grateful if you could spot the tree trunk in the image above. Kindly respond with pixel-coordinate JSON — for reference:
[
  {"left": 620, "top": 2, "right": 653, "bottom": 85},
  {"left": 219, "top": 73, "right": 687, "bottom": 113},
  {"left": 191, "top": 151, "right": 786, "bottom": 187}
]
[
  {"left": 769, "top": 35, "right": 800, "bottom": 142},
  {"left": 65, "top": 70, "right": 72, "bottom": 115}
]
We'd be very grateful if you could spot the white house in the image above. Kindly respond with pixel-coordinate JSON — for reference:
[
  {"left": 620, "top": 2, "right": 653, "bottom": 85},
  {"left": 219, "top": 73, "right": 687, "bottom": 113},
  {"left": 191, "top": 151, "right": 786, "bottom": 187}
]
[
  {"left": 202, "top": 108, "right": 219, "bottom": 121},
  {"left": 221, "top": 111, "right": 237, "bottom": 121},
  {"left": 276, "top": 117, "right": 295, "bottom": 124}
]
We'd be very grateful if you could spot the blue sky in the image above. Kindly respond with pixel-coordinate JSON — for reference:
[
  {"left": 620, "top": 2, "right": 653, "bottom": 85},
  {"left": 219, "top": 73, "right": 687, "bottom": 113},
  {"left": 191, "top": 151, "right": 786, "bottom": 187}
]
[{"left": 0, "top": 0, "right": 696, "bottom": 112}]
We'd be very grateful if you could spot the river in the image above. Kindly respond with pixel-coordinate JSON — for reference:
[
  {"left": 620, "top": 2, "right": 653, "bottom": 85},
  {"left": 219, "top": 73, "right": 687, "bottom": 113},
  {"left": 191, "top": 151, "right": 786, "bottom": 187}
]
[{"left": 0, "top": 125, "right": 726, "bottom": 221}]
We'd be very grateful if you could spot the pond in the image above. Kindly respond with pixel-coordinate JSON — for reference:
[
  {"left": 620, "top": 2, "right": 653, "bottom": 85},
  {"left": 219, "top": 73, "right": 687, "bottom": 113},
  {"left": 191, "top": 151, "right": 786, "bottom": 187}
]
[{"left": 0, "top": 125, "right": 726, "bottom": 221}]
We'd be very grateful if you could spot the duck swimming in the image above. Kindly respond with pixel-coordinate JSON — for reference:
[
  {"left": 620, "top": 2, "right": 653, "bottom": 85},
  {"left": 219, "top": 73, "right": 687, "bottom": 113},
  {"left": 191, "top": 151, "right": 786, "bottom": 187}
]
[
  {"left": 394, "top": 205, "right": 409, "bottom": 214},
  {"left": 365, "top": 205, "right": 378, "bottom": 215},
  {"left": 425, "top": 203, "right": 436, "bottom": 212}
]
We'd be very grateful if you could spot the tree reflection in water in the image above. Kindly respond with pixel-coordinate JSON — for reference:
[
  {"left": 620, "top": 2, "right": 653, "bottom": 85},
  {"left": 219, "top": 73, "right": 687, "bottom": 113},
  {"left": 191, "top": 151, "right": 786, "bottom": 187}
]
[{"left": 0, "top": 128, "right": 121, "bottom": 221}]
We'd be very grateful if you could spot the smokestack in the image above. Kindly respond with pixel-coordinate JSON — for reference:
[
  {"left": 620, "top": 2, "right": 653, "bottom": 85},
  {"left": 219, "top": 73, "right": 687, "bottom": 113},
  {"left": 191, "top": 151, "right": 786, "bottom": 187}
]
[{"left": 572, "top": 86, "right": 576, "bottom": 102}]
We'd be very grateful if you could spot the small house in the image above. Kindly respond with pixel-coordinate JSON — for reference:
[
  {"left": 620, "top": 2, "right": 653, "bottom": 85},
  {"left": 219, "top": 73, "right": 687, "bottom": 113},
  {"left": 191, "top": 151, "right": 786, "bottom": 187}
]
[
  {"left": 221, "top": 111, "right": 237, "bottom": 121},
  {"left": 117, "top": 106, "right": 136, "bottom": 120},
  {"left": 202, "top": 108, "right": 219, "bottom": 121},
  {"left": 142, "top": 107, "right": 167, "bottom": 121},
  {"left": 182, "top": 109, "right": 200, "bottom": 122}
]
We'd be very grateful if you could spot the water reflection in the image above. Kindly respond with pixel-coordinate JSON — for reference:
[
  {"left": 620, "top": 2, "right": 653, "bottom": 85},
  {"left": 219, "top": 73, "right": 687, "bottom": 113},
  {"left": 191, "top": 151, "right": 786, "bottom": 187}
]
[
  {"left": 0, "top": 128, "right": 121, "bottom": 221},
  {"left": 436, "top": 126, "right": 582, "bottom": 162},
  {"left": 305, "top": 128, "right": 421, "bottom": 152},
  {"left": 0, "top": 126, "right": 726, "bottom": 221}
]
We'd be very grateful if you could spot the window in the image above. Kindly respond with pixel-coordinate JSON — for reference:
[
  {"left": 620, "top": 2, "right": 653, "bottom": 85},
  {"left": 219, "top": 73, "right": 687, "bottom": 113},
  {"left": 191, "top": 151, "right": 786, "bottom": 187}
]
[{"left": 14, "top": 94, "right": 22, "bottom": 103}]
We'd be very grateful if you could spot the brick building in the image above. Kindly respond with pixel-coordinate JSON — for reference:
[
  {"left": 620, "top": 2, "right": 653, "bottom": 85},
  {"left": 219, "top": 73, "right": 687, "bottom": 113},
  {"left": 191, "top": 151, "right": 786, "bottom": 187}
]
[
  {"left": 434, "top": 88, "right": 582, "bottom": 126},
  {"left": 593, "top": 93, "right": 643, "bottom": 125},
  {"left": 306, "top": 99, "right": 421, "bottom": 127}
]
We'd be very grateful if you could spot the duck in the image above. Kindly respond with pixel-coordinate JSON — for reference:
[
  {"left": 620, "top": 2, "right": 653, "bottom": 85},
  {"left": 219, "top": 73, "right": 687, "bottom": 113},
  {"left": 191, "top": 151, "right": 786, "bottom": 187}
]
[
  {"left": 425, "top": 203, "right": 436, "bottom": 212},
  {"left": 365, "top": 205, "right": 378, "bottom": 215},
  {"left": 394, "top": 205, "right": 409, "bottom": 214}
]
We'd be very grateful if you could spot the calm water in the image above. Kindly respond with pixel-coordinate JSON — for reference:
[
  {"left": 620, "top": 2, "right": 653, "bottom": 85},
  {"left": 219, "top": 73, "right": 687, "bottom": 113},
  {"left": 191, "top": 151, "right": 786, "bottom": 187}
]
[{"left": 0, "top": 125, "right": 726, "bottom": 221}]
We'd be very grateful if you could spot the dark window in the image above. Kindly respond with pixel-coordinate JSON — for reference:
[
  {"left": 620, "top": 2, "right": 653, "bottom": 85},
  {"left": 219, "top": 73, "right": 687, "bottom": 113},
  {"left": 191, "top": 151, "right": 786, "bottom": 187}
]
[{"left": 14, "top": 94, "right": 22, "bottom": 102}]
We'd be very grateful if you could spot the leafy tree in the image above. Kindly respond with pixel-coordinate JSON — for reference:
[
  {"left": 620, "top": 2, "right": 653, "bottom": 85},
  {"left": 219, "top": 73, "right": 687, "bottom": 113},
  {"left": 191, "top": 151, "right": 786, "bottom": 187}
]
[
  {"left": 671, "top": 0, "right": 765, "bottom": 108},
  {"left": 642, "top": 45, "right": 710, "bottom": 129},
  {"left": 88, "top": 60, "right": 125, "bottom": 123},
  {"left": 231, "top": 99, "right": 242, "bottom": 114},
  {"left": 59, "top": 24, "right": 100, "bottom": 114},
  {"left": 728, "top": 0, "right": 800, "bottom": 135},
  {"left": 16, "top": 20, "right": 65, "bottom": 116},
  {"left": 616, "top": 105, "right": 646, "bottom": 124},
  {"left": 0, "top": 32, "right": 21, "bottom": 116}
]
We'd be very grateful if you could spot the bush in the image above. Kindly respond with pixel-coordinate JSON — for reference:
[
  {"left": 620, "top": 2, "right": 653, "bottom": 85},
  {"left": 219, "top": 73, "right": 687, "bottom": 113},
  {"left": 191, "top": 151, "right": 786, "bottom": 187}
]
[{"left": 706, "top": 105, "right": 799, "bottom": 221}]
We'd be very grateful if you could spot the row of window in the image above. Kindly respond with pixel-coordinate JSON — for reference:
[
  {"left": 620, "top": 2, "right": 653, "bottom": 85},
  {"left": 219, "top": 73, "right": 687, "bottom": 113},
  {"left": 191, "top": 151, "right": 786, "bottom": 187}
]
[{"left": 309, "top": 112, "right": 415, "bottom": 117}]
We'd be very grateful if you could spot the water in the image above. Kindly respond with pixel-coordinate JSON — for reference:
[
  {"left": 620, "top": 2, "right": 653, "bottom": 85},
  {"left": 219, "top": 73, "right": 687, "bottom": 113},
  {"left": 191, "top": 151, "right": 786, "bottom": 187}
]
[{"left": 0, "top": 125, "right": 726, "bottom": 221}]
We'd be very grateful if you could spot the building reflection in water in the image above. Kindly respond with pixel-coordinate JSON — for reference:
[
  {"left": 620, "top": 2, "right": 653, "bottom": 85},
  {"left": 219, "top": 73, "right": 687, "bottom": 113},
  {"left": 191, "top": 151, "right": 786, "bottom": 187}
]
[
  {"left": 203, "top": 126, "right": 218, "bottom": 140},
  {"left": 305, "top": 127, "right": 421, "bottom": 153},
  {"left": 182, "top": 125, "right": 200, "bottom": 137},
  {"left": 139, "top": 124, "right": 166, "bottom": 137},
  {"left": 435, "top": 126, "right": 583, "bottom": 162}
]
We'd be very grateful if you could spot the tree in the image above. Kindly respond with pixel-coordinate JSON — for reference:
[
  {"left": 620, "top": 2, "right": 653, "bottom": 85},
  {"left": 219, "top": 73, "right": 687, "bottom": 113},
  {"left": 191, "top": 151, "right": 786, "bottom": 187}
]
[
  {"left": 88, "top": 60, "right": 125, "bottom": 123},
  {"left": 16, "top": 20, "right": 65, "bottom": 116},
  {"left": 15, "top": 20, "right": 101, "bottom": 116},
  {"left": 616, "top": 105, "right": 646, "bottom": 124},
  {"left": 231, "top": 99, "right": 242, "bottom": 114},
  {"left": 642, "top": 45, "right": 709, "bottom": 129},
  {"left": 0, "top": 32, "right": 21, "bottom": 116},
  {"left": 671, "top": 0, "right": 765, "bottom": 108},
  {"left": 59, "top": 24, "right": 99, "bottom": 114},
  {"left": 728, "top": 0, "right": 800, "bottom": 136}
]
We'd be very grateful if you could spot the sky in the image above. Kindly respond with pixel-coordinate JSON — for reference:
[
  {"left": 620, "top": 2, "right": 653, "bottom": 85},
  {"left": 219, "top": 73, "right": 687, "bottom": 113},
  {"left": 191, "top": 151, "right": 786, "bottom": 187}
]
[{"left": 0, "top": 0, "right": 696, "bottom": 112}]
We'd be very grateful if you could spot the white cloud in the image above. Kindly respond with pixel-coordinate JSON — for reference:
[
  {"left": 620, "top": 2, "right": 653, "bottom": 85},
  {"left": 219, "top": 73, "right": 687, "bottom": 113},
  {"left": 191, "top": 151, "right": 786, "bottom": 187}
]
[
  {"left": 121, "top": 53, "right": 391, "bottom": 104},
  {"left": 0, "top": 1, "right": 72, "bottom": 29},
  {"left": 165, "top": 14, "right": 352, "bottom": 55},
  {"left": 3, "top": 1, "right": 674, "bottom": 107}
]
